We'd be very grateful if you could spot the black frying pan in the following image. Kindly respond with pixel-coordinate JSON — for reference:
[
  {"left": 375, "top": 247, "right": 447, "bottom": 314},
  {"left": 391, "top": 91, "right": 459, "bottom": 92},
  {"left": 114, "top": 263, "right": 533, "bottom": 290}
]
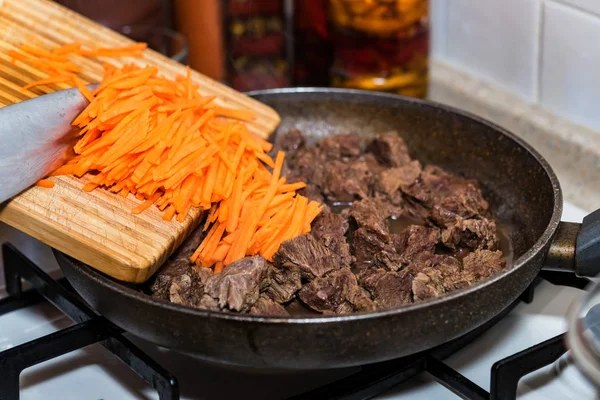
[{"left": 54, "top": 88, "right": 600, "bottom": 370}]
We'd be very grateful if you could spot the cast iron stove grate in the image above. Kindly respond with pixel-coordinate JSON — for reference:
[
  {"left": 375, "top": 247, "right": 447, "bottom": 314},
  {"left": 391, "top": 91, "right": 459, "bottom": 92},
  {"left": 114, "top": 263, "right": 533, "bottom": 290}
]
[{"left": 0, "top": 243, "right": 590, "bottom": 400}]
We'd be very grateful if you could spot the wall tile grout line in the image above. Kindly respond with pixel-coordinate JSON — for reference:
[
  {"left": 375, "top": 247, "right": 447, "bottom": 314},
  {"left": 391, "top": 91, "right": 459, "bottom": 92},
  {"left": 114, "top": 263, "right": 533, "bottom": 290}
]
[
  {"left": 535, "top": 0, "right": 546, "bottom": 104},
  {"left": 548, "top": 0, "right": 600, "bottom": 19}
]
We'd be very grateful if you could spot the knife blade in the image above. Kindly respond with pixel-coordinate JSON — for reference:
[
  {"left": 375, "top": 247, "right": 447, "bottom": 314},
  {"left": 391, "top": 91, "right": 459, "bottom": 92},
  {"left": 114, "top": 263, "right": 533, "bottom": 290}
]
[{"left": 0, "top": 85, "right": 97, "bottom": 203}]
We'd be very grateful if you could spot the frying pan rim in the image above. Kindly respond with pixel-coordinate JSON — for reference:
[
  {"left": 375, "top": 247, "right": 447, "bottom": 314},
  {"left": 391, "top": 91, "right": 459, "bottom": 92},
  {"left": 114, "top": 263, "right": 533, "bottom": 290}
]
[{"left": 56, "top": 87, "right": 563, "bottom": 324}]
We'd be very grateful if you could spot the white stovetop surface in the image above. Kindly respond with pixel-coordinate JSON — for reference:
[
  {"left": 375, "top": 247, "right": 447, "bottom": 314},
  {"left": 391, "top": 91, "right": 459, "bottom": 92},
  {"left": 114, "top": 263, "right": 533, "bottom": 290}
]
[{"left": 0, "top": 202, "right": 593, "bottom": 400}]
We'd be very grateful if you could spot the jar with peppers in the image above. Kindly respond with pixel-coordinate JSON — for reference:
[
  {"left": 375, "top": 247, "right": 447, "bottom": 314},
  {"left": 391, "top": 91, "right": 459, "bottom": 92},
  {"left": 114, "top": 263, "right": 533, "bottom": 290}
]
[{"left": 328, "top": 0, "right": 429, "bottom": 97}]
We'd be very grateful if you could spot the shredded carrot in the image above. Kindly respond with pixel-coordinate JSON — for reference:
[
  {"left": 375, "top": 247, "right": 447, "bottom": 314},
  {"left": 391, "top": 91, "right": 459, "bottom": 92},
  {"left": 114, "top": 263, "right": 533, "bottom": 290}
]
[
  {"left": 35, "top": 179, "right": 55, "bottom": 188},
  {"left": 22, "top": 40, "right": 323, "bottom": 271},
  {"left": 22, "top": 74, "right": 74, "bottom": 90}
]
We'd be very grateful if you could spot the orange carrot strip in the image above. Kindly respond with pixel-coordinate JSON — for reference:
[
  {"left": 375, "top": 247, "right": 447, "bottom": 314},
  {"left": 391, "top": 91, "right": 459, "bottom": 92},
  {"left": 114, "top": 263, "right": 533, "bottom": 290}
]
[
  {"left": 22, "top": 74, "right": 74, "bottom": 90},
  {"left": 162, "top": 205, "right": 176, "bottom": 221},
  {"left": 213, "top": 106, "right": 256, "bottom": 122},
  {"left": 132, "top": 191, "right": 163, "bottom": 214},
  {"left": 35, "top": 179, "right": 55, "bottom": 188}
]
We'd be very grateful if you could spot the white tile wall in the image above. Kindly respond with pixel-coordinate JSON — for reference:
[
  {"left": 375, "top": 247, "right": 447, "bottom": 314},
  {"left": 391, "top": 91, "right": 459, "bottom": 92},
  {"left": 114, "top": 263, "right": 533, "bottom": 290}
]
[
  {"left": 554, "top": 0, "right": 600, "bottom": 16},
  {"left": 430, "top": 0, "right": 448, "bottom": 57},
  {"left": 540, "top": 1, "right": 600, "bottom": 132},
  {"left": 442, "top": 0, "right": 541, "bottom": 101},
  {"left": 431, "top": 0, "right": 600, "bottom": 133}
]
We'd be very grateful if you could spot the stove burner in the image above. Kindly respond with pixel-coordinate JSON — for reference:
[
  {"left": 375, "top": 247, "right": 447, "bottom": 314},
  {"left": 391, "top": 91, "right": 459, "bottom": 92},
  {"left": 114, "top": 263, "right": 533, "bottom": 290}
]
[{"left": 0, "top": 243, "right": 590, "bottom": 400}]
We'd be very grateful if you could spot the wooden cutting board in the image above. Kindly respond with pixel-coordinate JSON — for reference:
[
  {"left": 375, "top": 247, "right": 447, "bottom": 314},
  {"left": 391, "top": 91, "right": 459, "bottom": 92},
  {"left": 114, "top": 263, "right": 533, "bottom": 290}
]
[{"left": 0, "top": 0, "right": 280, "bottom": 283}]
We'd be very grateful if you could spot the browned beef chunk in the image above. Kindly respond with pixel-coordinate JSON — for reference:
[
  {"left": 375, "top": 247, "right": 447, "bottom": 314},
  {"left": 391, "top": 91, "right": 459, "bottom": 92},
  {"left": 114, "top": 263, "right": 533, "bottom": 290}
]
[
  {"left": 299, "top": 268, "right": 376, "bottom": 314},
  {"left": 275, "top": 129, "right": 305, "bottom": 153},
  {"left": 312, "top": 209, "right": 349, "bottom": 238},
  {"left": 407, "top": 165, "right": 489, "bottom": 214},
  {"left": 150, "top": 259, "right": 194, "bottom": 301},
  {"left": 149, "top": 224, "right": 207, "bottom": 301},
  {"left": 198, "top": 294, "right": 220, "bottom": 311},
  {"left": 350, "top": 198, "right": 390, "bottom": 239},
  {"left": 297, "top": 183, "right": 326, "bottom": 204},
  {"left": 393, "top": 225, "right": 440, "bottom": 263},
  {"left": 462, "top": 249, "right": 505, "bottom": 281},
  {"left": 311, "top": 210, "right": 353, "bottom": 265},
  {"left": 274, "top": 234, "right": 344, "bottom": 280},
  {"left": 376, "top": 160, "right": 422, "bottom": 197},
  {"left": 409, "top": 254, "right": 468, "bottom": 301},
  {"left": 166, "top": 269, "right": 202, "bottom": 306},
  {"left": 430, "top": 185, "right": 489, "bottom": 227},
  {"left": 360, "top": 153, "right": 386, "bottom": 176},
  {"left": 318, "top": 133, "right": 361, "bottom": 159},
  {"left": 289, "top": 147, "right": 327, "bottom": 189},
  {"left": 263, "top": 264, "right": 302, "bottom": 303},
  {"left": 441, "top": 218, "right": 498, "bottom": 250},
  {"left": 249, "top": 294, "right": 290, "bottom": 316},
  {"left": 402, "top": 198, "right": 431, "bottom": 222},
  {"left": 323, "top": 159, "right": 372, "bottom": 202},
  {"left": 204, "top": 256, "right": 269, "bottom": 312},
  {"left": 361, "top": 268, "right": 413, "bottom": 308},
  {"left": 352, "top": 227, "right": 402, "bottom": 271},
  {"left": 367, "top": 131, "right": 411, "bottom": 167}
]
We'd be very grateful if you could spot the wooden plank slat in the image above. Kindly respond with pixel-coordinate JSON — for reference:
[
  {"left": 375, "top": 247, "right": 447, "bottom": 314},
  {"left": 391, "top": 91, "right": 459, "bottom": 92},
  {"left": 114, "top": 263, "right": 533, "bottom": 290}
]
[{"left": 0, "top": 0, "right": 280, "bottom": 283}]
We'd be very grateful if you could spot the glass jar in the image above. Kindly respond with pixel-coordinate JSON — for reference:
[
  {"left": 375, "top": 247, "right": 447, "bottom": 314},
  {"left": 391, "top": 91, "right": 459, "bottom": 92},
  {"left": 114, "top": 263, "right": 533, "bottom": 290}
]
[
  {"left": 328, "top": 0, "right": 429, "bottom": 98},
  {"left": 224, "top": 0, "right": 291, "bottom": 91}
]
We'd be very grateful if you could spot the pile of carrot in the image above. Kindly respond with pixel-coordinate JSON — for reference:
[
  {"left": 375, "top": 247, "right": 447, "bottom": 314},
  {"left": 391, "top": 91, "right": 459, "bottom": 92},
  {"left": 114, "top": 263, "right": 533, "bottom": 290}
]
[{"left": 11, "top": 41, "right": 323, "bottom": 271}]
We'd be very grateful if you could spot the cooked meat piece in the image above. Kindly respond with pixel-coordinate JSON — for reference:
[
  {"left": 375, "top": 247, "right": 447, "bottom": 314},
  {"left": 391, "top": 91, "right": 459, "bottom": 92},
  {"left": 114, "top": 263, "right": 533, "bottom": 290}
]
[
  {"left": 462, "top": 249, "right": 505, "bottom": 281},
  {"left": 149, "top": 224, "right": 207, "bottom": 300},
  {"left": 360, "top": 152, "right": 386, "bottom": 176},
  {"left": 367, "top": 131, "right": 411, "bottom": 167},
  {"left": 350, "top": 198, "right": 390, "bottom": 239},
  {"left": 204, "top": 256, "right": 269, "bottom": 312},
  {"left": 297, "top": 182, "right": 326, "bottom": 204},
  {"left": 409, "top": 165, "right": 489, "bottom": 214},
  {"left": 323, "top": 159, "right": 372, "bottom": 202},
  {"left": 311, "top": 210, "right": 353, "bottom": 265},
  {"left": 275, "top": 128, "right": 305, "bottom": 153},
  {"left": 299, "top": 268, "right": 376, "bottom": 314},
  {"left": 312, "top": 209, "right": 350, "bottom": 238},
  {"left": 167, "top": 271, "right": 201, "bottom": 306},
  {"left": 352, "top": 227, "right": 402, "bottom": 271},
  {"left": 410, "top": 254, "right": 468, "bottom": 301},
  {"left": 150, "top": 259, "right": 193, "bottom": 301},
  {"left": 402, "top": 180, "right": 430, "bottom": 203},
  {"left": 249, "top": 294, "right": 290, "bottom": 316},
  {"left": 430, "top": 185, "right": 489, "bottom": 227},
  {"left": 376, "top": 160, "right": 422, "bottom": 196},
  {"left": 274, "top": 234, "right": 344, "bottom": 280},
  {"left": 361, "top": 268, "right": 413, "bottom": 308},
  {"left": 441, "top": 218, "right": 497, "bottom": 250},
  {"left": 403, "top": 197, "right": 431, "bottom": 222},
  {"left": 263, "top": 264, "right": 302, "bottom": 303},
  {"left": 394, "top": 225, "right": 440, "bottom": 263},
  {"left": 198, "top": 294, "right": 220, "bottom": 311},
  {"left": 419, "top": 165, "right": 456, "bottom": 200},
  {"left": 410, "top": 253, "right": 462, "bottom": 274},
  {"left": 289, "top": 146, "right": 327, "bottom": 189},
  {"left": 412, "top": 271, "right": 444, "bottom": 301},
  {"left": 318, "top": 133, "right": 361, "bottom": 159}
]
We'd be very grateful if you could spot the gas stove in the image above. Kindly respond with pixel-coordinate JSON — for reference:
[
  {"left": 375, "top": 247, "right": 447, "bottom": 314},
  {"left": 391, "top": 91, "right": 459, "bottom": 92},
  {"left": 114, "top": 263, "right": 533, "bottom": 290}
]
[{"left": 0, "top": 202, "right": 593, "bottom": 400}]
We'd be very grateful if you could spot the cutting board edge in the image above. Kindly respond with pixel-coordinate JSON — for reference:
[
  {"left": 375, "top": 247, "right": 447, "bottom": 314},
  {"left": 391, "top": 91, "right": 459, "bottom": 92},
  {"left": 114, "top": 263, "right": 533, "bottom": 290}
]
[{"left": 0, "top": 200, "right": 206, "bottom": 283}]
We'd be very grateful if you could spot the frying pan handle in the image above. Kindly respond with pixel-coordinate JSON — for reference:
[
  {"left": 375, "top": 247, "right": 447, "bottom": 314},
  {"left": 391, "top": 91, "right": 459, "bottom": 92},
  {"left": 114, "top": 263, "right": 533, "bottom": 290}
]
[{"left": 545, "top": 209, "right": 600, "bottom": 277}]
